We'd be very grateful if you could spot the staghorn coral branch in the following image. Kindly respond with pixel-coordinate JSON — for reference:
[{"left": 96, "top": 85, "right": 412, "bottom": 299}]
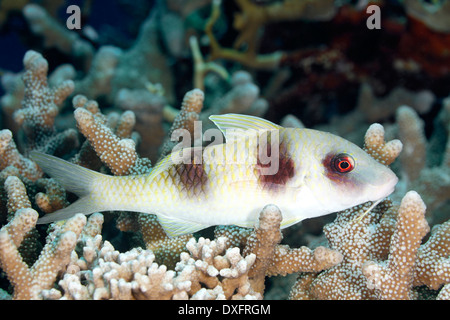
[
  {"left": 0, "top": 208, "right": 37, "bottom": 299},
  {"left": 73, "top": 95, "right": 152, "bottom": 176},
  {"left": 7, "top": 50, "right": 79, "bottom": 156},
  {"left": 35, "top": 178, "right": 69, "bottom": 214},
  {"left": 14, "top": 50, "right": 74, "bottom": 147},
  {"left": 0, "top": 208, "right": 86, "bottom": 299},
  {"left": 160, "top": 88, "right": 205, "bottom": 159},
  {"left": 414, "top": 220, "right": 450, "bottom": 290},
  {"left": 0, "top": 130, "right": 43, "bottom": 181},
  {"left": 243, "top": 204, "right": 342, "bottom": 295},
  {"left": 117, "top": 213, "right": 192, "bottom": 270},
  {"left": 205, "top": 0, "right": 336, "bottom": 70},
  {"left": 364, "top": 123, "right": 403, "bottom": 166},
  {"left": 397, "top": 105, "right": 427, "bottom": 181},
  {"left": 22, "top": 4, "right": 94, "bottom": 71},
  {"left": 362, "top": 191, "right": 430, "bottom": 300}
]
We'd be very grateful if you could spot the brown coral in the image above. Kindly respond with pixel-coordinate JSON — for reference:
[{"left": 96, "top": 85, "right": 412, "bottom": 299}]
[
  {"left": 243, "top": 204, "right": 342, "bottom": 295},
  {"left": 13, "top": 50, "right": 75, "bottom": 152},
  {"left": 160, "top": 88, "right": 204, "bottom": 158},
  {"left": 0, "top": 129, "right": 43, "bottom": 181},
  {"left": 362, "top": 191, "right": 429, "bottom": 299},
  {"left": 73, "top": 94, "right": 152, "bottom": 176},
  {"left": 0, "top": 210, "right": 86, "bottom": 299},
  {"left": 395, "top": 104, "right": 450, "bottom": 219},
  {"left": 116, "top": 213, "right": 191, "bottom": 270},
  {"left": 205, "top": 0, "right": 336, "bottom": 70},
  {"left": 288, "top": 121, "right": 449, "bottom": 300}
]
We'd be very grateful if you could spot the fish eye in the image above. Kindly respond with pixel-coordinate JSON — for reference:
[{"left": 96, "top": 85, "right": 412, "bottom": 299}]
[{"left": 332, "top": 154, "right": 355, "bottom": 173}]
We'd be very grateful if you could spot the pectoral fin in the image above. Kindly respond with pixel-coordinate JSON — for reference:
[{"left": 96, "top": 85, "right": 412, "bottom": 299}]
[{"left": 157, "top": 215, "right": 210, "bottom": 237}]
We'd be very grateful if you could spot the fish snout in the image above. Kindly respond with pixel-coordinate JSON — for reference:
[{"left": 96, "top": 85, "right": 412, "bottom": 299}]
[{"left": 370, "top": 168, "right": 399, "bottom": 200}]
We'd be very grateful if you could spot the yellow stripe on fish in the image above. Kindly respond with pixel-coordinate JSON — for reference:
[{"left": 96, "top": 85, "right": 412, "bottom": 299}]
[{"left": 30, "top": 113, "right": 398, "bottom": 237}]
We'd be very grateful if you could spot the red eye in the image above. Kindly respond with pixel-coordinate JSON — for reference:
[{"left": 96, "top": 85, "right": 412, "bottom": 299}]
[{"left": 333, "top": 154, "right": 355, "bottom": 173}]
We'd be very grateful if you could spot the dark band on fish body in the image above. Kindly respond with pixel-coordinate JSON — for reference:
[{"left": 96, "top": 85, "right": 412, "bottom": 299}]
[
  {"left": 256, "top": 133, "right": 295, "bottom": 192},
  {"left": 171, "top": 148, "right": 208, "bottom": 197}
]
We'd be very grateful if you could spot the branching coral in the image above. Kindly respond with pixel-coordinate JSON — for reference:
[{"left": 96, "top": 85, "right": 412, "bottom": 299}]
[
  {"left": 10, "top": 50, "right": 78, "bottom": 156},
  {"left": 0, "top": 209, "right": 86, "bottom": 299},
  {"left": 361, "top": 191, "right": 429, "bottom": 300},
  {"left": 116, "top": 213, "right": 192, "bottom": 270},
  {"left": 160, "top": 88, "right": 204, "bottom": 158},
  {"left": 395, "top": 104, "right": 450, "bottom": 220},
  {"left": 52, "top": 205, "right": 340, "bottom": 300},
  {"left": 73, "top": 94, "right": 152, "bottom": 176},
  {"left": 205, "top": 0, "right": 336, "bottom": 69},
  {"left": 288, "top": 124, "right": 449, "bottom": 300},
  {"left": 0, "top": 129, "right": 43, "bottom": 181},
  {"left": 22, "top": 4, "right": 94, "bottom": 72},
  {"left": 1, "top": 3, "right": 450, "bottom": 300},
  {"left": 414, "top": 220, "right": 450, "bottom": 290},
  {"left": 242, "top": 204, "right": 342, "bottom": 295},
  {"left": 404, "top": 0, "right": 450, "bottom": 33}
]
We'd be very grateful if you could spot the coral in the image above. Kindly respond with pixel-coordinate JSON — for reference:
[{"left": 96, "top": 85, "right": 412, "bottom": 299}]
[
  {"left": 242, "top": 204, "right": 342, "bottom": 295},
  {"left": 0, "top": 129, "right": 43, "bottom": 181},
  {"left": 22, "top": 4, "right": 94, "bottom": 71},
  {"left": 116, "top": 213, "right": 192, "bottom": 270},
  {"left": 6, "top": 204, "right": 339, "bottom": 300},
  {"left": 288, "top": 127, "right": 449, "bottom": 300},
  {"left": 35, "top": 178, "right": 69, "bottom": 214},
  {"left": 404, "top": 0, "right": 450, "bottom": 33},
  {"left": 1, "top": 0, "right": 450, "bottom": 301},
  {"left": 4, "top": 175, "right": 31, "bottom": 218},
  {"left": 110, "top": 6, "right": 175, "bottom": 104},
  {"left": 190, "top": 36, "right": 228, "bottom": 91},
  {"left": 356, "top": 83, "right": 435, "bottom": 123},
  {"left": 74, "top": 46, "right": 123, "bottom": 101},
  {"left": 395, "top": 104, "right": 450, "bottom": 220},
  {"left": 361, "top": 191, "right": 429, "bottom": 299},
  {"left": 0, "top": 71, "right": 24, "bottom": 135},
  {"left": 73, "top": 94, "right": 152, "bottom": 176},
  {"left": 396, "top": 105, "right": 427, "bottom": 181},
  {"left": 0, "top": 210, "right": 86, "bottom": 299},
  {"left": 114, "top": 87, "right": 166, "bottom": 162},
  {"left": 289, "top": 191, "right": 444, "bottom": 300},
  {"left": 363, "top": 123, "right": 403, "bottom": 166},
  {"left": 160, "top": 88, "right": 204, "bottom": 158},
  {"left": 413, "top": 220, "right": 450, "bottom": 290},
  {"left": 205, "top": 0, "right": 337, "bottom": 69},
  {"left": 12, "top": 50, "right": 78, "bottom": 155}
]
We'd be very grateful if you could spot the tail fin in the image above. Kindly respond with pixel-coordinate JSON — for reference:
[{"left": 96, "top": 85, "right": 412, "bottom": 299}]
[{"left": 30, "top": 151, "right": 104, "bottom": 224}]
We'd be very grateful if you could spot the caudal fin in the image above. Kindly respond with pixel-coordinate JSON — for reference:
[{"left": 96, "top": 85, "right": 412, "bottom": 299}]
[{"left": 30, "top": 151, "right": 104, "bottom": 224}]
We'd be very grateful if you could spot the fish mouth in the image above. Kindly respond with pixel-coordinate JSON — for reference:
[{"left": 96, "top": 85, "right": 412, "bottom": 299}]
[{"left": 370, "top": 174, "right": 398, "bottom": 201}]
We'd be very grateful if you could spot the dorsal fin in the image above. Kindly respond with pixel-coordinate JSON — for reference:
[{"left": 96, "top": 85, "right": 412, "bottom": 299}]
[
  {"left": 209, "top": 113, "right": 282, "bottom": 141},
  {"left": 148, "top": 146, "right": 204, "bottom": 182}
]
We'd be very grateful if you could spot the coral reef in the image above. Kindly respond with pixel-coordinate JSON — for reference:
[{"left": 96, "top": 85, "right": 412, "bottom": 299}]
[{"left": 0, "top": 0, "right": 449, "bottom": 300}]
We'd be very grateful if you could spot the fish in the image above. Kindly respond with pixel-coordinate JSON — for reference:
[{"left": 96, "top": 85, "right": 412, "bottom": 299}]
[{"left": 30, "top": 113, "right": 398, "bottom": 237}]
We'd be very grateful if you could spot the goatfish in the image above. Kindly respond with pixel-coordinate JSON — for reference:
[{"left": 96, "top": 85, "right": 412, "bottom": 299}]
[{"left": 30, "top": 113, "right": 398, "bottom": 237}]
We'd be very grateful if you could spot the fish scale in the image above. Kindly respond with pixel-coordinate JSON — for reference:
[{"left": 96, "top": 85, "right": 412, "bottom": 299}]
[{"left": 30, "top": 113, "right": 398, "bottom": 237}]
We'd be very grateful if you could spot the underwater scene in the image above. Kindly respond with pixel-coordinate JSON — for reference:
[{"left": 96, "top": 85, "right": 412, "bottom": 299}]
[{"left": 0, "top": 0, "right": 449, "bottom": 301}]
